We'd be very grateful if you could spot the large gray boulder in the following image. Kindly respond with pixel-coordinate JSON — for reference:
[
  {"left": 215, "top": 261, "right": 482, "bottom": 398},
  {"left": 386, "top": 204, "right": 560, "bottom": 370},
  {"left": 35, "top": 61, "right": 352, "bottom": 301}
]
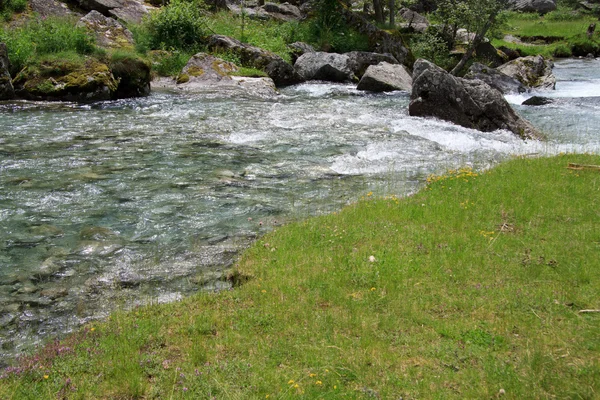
[
  {"left": 77, "top": 10, "right": 135, "bottom": 49},
  {"left": 0, "top": 43, "right": 15, "bottom": 100},
  {"left": 508, "top": 0, "right": 556, "bottom": 14},
  {"left": 294, "top": 52, "right": 355, "bottom": 82},
  {"left": 154, "top": 53, "right": 278, "bottom": 98},
  {"left": 345, "top": 51, "right": 398, "bottom": 78},
  {"left": 408, "top": 59, "right": 542, "bottom": 140},
  {"left": 76, "top": 0, "right": 148, "bottom": 24},
  {"left": 497, "top": 55, "right": 556, "bottom": 90},
  {"left": 357, "top": 62, "right": 412, "bottom": 92},
  {"left": 207, "top": 35, "right": 302, "bottom": 87},
  {"left": 465, "top": 62, "right": 526, "bottom": 94}
]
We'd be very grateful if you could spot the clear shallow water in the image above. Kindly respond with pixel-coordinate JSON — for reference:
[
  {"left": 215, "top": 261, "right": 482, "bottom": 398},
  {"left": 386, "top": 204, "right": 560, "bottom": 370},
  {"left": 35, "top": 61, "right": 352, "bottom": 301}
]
[{"left": 1, "top": 59, "right": 599, "bottom": 363}]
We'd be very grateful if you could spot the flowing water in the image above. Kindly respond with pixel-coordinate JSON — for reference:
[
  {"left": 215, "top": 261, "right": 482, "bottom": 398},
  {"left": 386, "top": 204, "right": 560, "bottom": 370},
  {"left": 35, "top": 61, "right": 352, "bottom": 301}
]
[{"left": 1, "top": 58, "right": 599, "bottom": 364}]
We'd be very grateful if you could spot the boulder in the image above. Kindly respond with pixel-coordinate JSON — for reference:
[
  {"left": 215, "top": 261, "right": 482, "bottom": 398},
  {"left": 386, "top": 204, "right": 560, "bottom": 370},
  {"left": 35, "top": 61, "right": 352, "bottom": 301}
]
[
  {"left": 357, "top": 62, "right": 412, "bottom": 92},
  {"left": 497, "top": 55, "right": 556, "bottom": 90},
  {"left": 154, "top": 53, "right": 278, "bottom": 98},
  {"left": 465, "top": 62, "right": 526, "bottom": 94},
  {"left": 109, "top": 55, "right": 151, "bottom": 98},
  {"left": 398, "top": 7, "right": 429, "bottom": 33},
  {"left": 294, "top": 52, "right": 355, "bottom": 82},
  {"left": 522, "top": 96, "right": 554, "bottom": 106},
  {"left": 507, "top": 0, "right": 556, "bottom": 14},
  {"left": 259, "top": 2, "right": 303, "bottom": 20},
  {"left": 227, "top": 4, "right": 270, "bottom": 20},
  {"left": 76, "top": 0, "right": 148, "bottom": 24},
  {"left": 77, "top": 10, "right": 135, "bottom": 49},
  {"left": 30, "top": 0, "right": 80, "bottom": 18},
  {"left": 345, "top": 51, "right": 399, "bottom": 78},
  {"left": 288, "top": 41, "right": 315, "bottom": 64},
  {"left": 0, "top": 43, "right": 15, "bottom": 100},
  {"left": 12, "top": 59, "right": 118, "bottom": 102},
  {"left": 475, "top": 41, "right": 508, "bottom": 68},
  {"left": 408, "top": 59, "right": 542, "bottom": 140},
  {"left": 207, "top": 35, "right": 302, "bottom": 87}
]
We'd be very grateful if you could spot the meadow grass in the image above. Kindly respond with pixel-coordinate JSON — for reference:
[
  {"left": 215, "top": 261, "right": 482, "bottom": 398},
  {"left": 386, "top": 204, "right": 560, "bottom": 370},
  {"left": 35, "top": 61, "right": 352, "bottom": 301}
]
[
  {"left": 495, "top": 9, "right": 599, "bottom": 57},
  {"left": 1, "top": 154, "right": 599, "bottom": 399}
]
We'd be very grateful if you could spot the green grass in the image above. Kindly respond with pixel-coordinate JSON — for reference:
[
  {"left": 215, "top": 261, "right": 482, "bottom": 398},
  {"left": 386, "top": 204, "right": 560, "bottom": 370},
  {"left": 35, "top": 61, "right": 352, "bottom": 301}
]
[
  {"left": 1, "top": 154, "right": 599, "bottom": 399},
  {"left": 494, "top": 9, "right": 600, "bottom": 58}
]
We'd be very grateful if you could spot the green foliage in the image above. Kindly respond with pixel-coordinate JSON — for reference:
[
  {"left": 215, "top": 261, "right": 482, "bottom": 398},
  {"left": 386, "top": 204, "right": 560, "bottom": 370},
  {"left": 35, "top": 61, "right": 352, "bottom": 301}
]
[
  {"left": 307, "top": 0, "right": 370, "bottom": 52},
  {"left": 0, "top": 0, "right": 26, "bottom": 21},
  {"left": 410, "top": 30, "right": 454, "bottom": 69},
  {"left": 148, "top": 50, "right": 192, "bottom": 77},
  {"left": 0, "top": 17, "right": 95, "bottom": 75},
  {"left": 142, "top": 0, "right": 209, "bottom": 51},
  {"left": 569, "top": 33, "right": 600, "bottom": 56}
]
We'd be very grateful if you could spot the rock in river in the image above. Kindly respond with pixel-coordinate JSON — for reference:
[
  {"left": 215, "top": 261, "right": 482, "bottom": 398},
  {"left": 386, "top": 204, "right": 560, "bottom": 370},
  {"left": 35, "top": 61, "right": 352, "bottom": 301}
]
[{"left": 408, "top": 59, "right": 543, "bottom": 140}]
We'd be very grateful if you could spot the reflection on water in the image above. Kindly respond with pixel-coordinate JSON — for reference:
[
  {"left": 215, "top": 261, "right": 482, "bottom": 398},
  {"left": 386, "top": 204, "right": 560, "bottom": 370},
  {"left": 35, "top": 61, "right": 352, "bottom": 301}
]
[{"left": 0, "top": 59, "right": 599, "bottom": 364}]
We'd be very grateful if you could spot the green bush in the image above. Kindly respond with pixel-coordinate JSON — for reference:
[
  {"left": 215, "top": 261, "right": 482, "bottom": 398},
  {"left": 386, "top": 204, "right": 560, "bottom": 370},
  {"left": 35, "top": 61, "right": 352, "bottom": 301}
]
[
  {"left": 410, "top": 31, "right": 454, "bottom": 70},
  {"left": 569, "top": 34, "right": 600, "bottom": 56},
  {"left": 142, "top": 0, "right": 209, "bottom": 51},
  {"left": 0, "top": 17, "right": 95, "bottom": 75},
  {"left": 307, "top": 0, "right": 370, "bottom": 52},
  {"left": 0, "top": 0, "right": 27, "bottom": 21},
  {"left": 149, "top": 50, "right": 192, "bottom": 76},
  {"left": 552, "top": 43, "right": 572, "bottom": 57}
]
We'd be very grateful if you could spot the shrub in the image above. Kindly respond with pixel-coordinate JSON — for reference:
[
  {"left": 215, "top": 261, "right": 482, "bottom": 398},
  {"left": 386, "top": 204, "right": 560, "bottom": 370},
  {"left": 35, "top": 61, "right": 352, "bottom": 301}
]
[
  {"left": 0, "top": 0, "right": 27, "bottom": 21},
  {"left": 410, "top": 31, "right": 454, "bottom": 70},
  {"left": 149, "top": 50, "right": 192, "bottom": 77},
  {"left": 142, "top": 0, "right": 209, "bottom": 51},
  {"left": 0, "top": 17, "right": 95, "bottom": 75}
]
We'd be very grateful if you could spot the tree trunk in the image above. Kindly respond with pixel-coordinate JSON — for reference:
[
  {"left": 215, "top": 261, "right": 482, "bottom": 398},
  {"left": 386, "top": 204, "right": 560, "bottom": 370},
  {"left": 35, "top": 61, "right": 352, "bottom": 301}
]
[
  {"left": 389, "top": 0, "right": 395, "bottom": 27},
  {"left": 450, "top": 14, "right": 495, "bottom": 76},
  {"left": 373, "top": 0, "right": 384, "bottom": 24}
]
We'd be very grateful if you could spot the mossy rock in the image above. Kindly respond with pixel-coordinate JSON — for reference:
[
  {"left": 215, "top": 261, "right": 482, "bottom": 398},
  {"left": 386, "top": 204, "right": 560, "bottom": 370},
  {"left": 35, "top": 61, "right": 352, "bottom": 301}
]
[
  {"left": 109, "top": 54, "right": 151, "bottom": 98},
  {"left": 13, "top": 58, "right": 118, "bottom": 102}
]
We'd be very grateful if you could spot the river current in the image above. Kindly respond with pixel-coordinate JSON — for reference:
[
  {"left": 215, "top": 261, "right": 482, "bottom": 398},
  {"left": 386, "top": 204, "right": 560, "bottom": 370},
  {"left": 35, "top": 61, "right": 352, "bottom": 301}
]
[{"left": 1, "top": 58, "right": 599, "bottom": 363}]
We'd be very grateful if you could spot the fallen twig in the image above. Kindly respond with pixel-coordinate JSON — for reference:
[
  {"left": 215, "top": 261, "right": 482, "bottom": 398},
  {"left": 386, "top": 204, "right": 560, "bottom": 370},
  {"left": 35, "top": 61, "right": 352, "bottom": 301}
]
[
  {"left": 578, "top": 309, "right": 600, "bottom": 314},
  {"left": 567, "top": 163, "right": 600, "bottom": 171}
]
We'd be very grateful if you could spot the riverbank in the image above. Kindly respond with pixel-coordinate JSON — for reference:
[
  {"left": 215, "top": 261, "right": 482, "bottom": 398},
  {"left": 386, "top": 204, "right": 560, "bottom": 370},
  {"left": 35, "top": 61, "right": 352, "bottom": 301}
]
[{"left": 1, "top": 153, "right": 598, "bottom": 399}]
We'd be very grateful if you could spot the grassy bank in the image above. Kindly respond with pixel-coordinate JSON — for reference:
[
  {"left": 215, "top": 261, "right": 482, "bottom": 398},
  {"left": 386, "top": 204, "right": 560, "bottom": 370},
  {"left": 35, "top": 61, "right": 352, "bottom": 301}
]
[
  {"left": 1, "top": 154, "right": 599, "bottom": 399},
  {"left": 494, "top": 9, "right": 600, "bottom": 57}
]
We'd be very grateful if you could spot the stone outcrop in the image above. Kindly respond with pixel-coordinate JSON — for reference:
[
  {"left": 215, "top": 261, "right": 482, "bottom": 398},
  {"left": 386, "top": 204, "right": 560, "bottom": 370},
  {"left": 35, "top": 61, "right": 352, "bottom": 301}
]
[
  {"left": 465, "top": 62, "right": 526, "bottom": 94},
  {"left": 0, "top": 43, "right": 15, "bottom": 100},
  {"left": 294, "top": 52, "right": 355, "bottom": 82},
  {"left": 207, "top": 35, "right": 302, "bottom": 87},
  {"left": 77, "top": 10, "right": 135, "bottom": 49},
  {"left": 357, "top": 62, "right": 412, "bottom": 92},
  {"left": 153, "top": 53, "right": 278, "bottom": 98},
  {"left": 497, "top": 55, "right": 556, "bottom": 90},
  {"left": 12, "top": 59, "right": 118, "bottom": 102},
  {"left": 507, "top": 0, "right": 556, "bottom": 14},
  {"left": 76, "top": 0, "right": 148, "bottom": 24},
  {"left": 408, "top": 59, "right": 542, "bottom": 140},
  {"left": 345, "top": 51, "right": 398, "bottom": 78}
]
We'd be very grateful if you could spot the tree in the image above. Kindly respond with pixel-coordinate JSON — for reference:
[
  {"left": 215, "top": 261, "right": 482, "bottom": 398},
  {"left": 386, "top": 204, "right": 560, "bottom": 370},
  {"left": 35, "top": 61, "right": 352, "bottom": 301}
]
[{"left": 435, "top": 0, "right": 508, "bottom": 75}]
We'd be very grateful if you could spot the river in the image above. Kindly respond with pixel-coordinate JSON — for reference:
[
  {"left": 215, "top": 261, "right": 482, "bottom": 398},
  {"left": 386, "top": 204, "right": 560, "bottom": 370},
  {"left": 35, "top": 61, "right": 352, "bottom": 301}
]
[{"left": 0, "top": 58, "right": 599, "bottom": 364}]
